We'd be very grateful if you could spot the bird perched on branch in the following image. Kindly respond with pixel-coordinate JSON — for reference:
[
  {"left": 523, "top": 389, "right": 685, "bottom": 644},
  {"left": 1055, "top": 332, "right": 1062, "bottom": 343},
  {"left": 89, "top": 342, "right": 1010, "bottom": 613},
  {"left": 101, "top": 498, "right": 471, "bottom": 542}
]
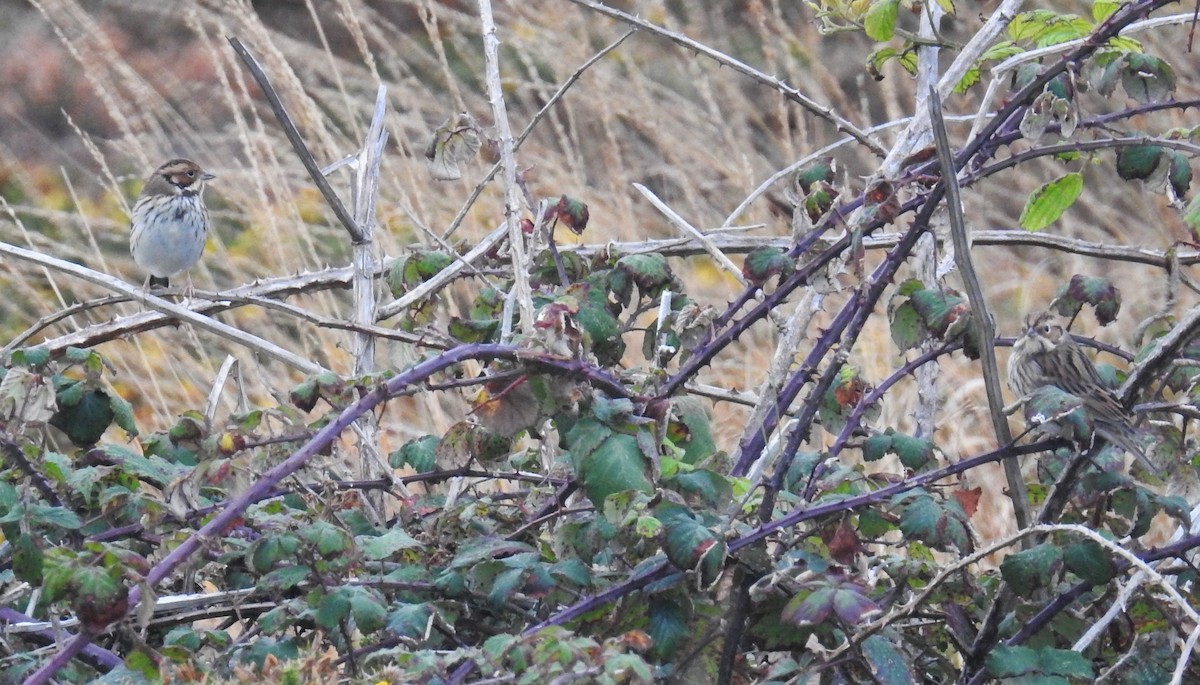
[
  {"left": 130, "top": 158, "right": 215, "bottom": 293},
  {"left": 1007, "top": 309, "right": 1151, "bottom": 469}
]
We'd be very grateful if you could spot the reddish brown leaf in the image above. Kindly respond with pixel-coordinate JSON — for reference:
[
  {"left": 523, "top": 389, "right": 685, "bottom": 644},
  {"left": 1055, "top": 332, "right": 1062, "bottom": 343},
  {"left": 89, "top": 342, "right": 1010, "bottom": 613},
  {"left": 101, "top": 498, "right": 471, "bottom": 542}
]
[
  {"left": 824, "top": 518, "right": 865, "bottom": 565},
  {"left": 953, "top": 487, "right": 983, "bottom": 518},
  {"left": 835, "top": 377, "right": 868, "bottom": 407}
]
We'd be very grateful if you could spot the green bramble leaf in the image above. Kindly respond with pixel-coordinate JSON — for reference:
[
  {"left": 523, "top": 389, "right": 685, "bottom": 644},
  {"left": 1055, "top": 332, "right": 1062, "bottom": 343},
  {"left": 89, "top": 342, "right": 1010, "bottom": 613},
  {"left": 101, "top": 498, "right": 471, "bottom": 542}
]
[
  {"left": 1165, "top": 150, "right": 1192, "bottom": 198},
  {"left": 1019, "top": 172, "right": 1083, "bottom": 231},
  {"left": 665, "top": 395, "right": 716, "bottom": 466},
  {"left": 448, "top": 317, "right": 499, "bottom": 343},
  {"left": 108, "top": 392, "right": 138, "bottom": 438},
  {"left": 867, "top": 46, "right": 919, "bottom": 81},
  {"left": 471, "top": 286, "right": 505, "bottom": 320},
  {"left": 261, "top": 566, "right": 310, "bottom": 591},
  {"left": 565, "top": 418, "right": 654, "bottom": 504},
  {"left": 1000, "top": 543, "right": 1063, "bottom": 595},
  {"left": 389, "top": 249, "right": 454, "bottom": 298},
  {"left": 909, "top": 286, "right": 969, "bottom": 338},
  {"left": 55, "top": 378, "right": 84, "bottom": 406},
  {"left": 551, "top": 195, "right": 590, "bottom": 235},
  {"left": 666, "top": 469, "right": 732, "bottom": 508},
  {"left": 1024, "top": 385, "right": 1092, "bottom": 442},
  {"left": 289, "top": 377, "right": 319, "bottom": 413},
  {"left": 301, "top": 520, "right": 353, "bottom": 557},
  {"left": 1063, "top": 539, "right": 1117, "bottom": 585},
  {"left": 389, "top": 435, "right": 439, "bottom": 472},
  {"left": 445, "top": 538, "right": 537, "bottom": 571},
  {"left": 862, "top": 634, "right": 915, "bottom": 685},
  {"left": 1037, "top": 17, "right": 1093, "bottom": 46},
  {"left": 1116, "top": 143, "right": 1162, "bottom": 180},
  {"left": 795, "top": 157, "right": 837, "bottom": 193},
  {"left": 1038, "top": 648, "right": 1095, "bottom": 678},
  {"left": 890, "top": 433, "right": 935, "bottom": 469},
  {"left": 12, "top": 533, "right": 44, "bottom": 585},
  {"left": 888, "top": 300, "right": 924, "bottom": 352},
  {"left": 647, "top": 597, "right": 689, "bottom": 660},
  {"left": 897, "top": 278, "right": 923, "bottom": 297},
  {"left": 387, "top": 603, "right": 436, "bottom": 641},
  {"left": 658, "top": 504, "right": 726, "bottom": 589},
  {"left": 864, "top": 0, "right": 899, "bottom": 42},
  {"left": 857, "top": 509, "right": 894, "bottom": 539},
  {"left": 613, "top": 253, "right": 676, "bottom": 301},
  {"left": 315, "top": 587, "right": 352, "bottom": 630},
  {"left": 895, "top": 491, "right": 972, "bottom": 553},
  {"left": 1092, "top": 0, "right": 1120, "bottom": 21},
  {"left": 49, "top": 381, "right": 114, "bottom": 447},
  {"left": 1121, "top": 53, "right": 1176, "bottom": 102},
  {"left": 804, "top": 182, "right": 840, "bottom": 223},
  {"left": 532, "top": 248, "right": 589, "bottom": 288},
  {"left": 743, "top": 247, "right": 794, "bottom": 286},
  {"left": 1008, "top": 10, "right": 1091, "bottom": 47},
  {"left": 361, "top": 528, "right": 424, "bottom": 560},
  {"left": 346, "top": 586, "right": 387, "bottom": 634},
  {"left": 863, "top": 431, "right": 894, "bottom": 462},
  {"left": 1052, "top": 274, "right": 1121, "bottom": 325},
  {"left": 888, "top": 279, "right": 964, "bottom": 352},
  {"left": 986, "top": 645, "right": 1094, "bottom": 680},
  {"left": 11, "top": 346, "right": 51, "bottom": 367},
  {"left": 572, "top": 278, "right": 624, "bottom": 366},
  {"left": 1185, "top": 195, "right": 1200, "bottom": 236},
  {"left": 985, "top": 645, "right": 1040, "bottom": 677},
  {"left": 956, "top": 41, "right": 1023, "bottom": 93}
]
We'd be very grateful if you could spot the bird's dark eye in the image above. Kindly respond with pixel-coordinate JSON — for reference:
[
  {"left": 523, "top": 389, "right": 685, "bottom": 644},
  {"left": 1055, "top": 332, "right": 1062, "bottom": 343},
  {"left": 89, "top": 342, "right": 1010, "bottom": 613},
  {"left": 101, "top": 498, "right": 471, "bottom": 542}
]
[{"left": 186, "top": 170, "right": 196, "bottom": 177}]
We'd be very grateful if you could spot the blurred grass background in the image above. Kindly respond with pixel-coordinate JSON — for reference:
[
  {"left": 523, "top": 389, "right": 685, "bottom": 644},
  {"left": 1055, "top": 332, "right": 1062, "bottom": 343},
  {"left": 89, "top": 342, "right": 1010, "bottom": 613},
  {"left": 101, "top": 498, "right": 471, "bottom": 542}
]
[{"left": 0, "top": 0, "right": 1196, "bottom": 536}]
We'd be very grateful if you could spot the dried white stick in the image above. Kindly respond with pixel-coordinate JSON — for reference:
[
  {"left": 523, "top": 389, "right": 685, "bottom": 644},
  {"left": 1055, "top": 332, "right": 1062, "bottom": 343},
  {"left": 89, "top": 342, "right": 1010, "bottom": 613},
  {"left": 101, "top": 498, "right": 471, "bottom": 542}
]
[
  {"left": 0, "top": 240, "right": 325, "bottom": 375},
  {"left": 478, "top": 0, "right": 534, "bottom": 335}
]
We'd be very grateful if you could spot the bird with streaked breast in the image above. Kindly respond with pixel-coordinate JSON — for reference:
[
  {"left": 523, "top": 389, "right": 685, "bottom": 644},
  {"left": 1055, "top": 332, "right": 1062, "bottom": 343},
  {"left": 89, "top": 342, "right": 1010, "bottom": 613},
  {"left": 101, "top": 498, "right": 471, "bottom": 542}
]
[
  {"left": 1007, "top": 310, "right": 1151, "bottom": 469},
  {"left": 129, "top": 158, "right": 214, "bottom": 292}
]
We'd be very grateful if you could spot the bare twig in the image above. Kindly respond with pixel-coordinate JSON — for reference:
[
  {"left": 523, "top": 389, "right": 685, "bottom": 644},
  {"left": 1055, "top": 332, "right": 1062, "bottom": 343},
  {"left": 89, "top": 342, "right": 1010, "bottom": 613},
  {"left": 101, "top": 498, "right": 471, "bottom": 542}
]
[
  {"left": 7, "top": 264, "right": 374, "bottom": 359},
  {"left": 633, "top": 183, "right": 747, "bottom": 286},
  {"left": 3, "top": 294, "right": 133, "bottom": 352},
  {"left": 929, "top": 88, "right": 1029, "bottom": 530},
  {"left": 478, "top": 0, "right": 535, "bottom": 334},
  {"left": 563, "top": 0, "right": 887, "bottom": 157},
  {"left": 228, "top": 37, "right": 363, "bottom": 243},
  {"left": 348, "top": 85, "right": 388, "bottom": 376},
  {"left": 564, "top": 230, "right": 1200, "bottom": 267},
  {"left": 376, "top": 225, "right": 508, "bottom": 321},
  {"left": 1123, "top": 304, "right": 1200, "bottom": 405},
  {"left": 884, "top": 0, "right": 1027, "bottom": 169},
  {"left": 735, "top": 290, "right": 825, "bottom": 484},
  {"left": 13, "top": 223, "right": 1189, "bottom": 364},
  {"left": 200, "top": 292, "right": 448, "bottom": 349},
  {"left": 909, "top": 0, "right": 948, "bottom": 449},
  {"left": 344, "top": 86, "right": 390, "bottom": 501},
  {"left": 0, "top": 240, "right": 325, "bottom": 375},
  {"left": 441, "top": 29, "right": 634, "bottom": 241},
  {"left": 203, "top": 355, "right": 240, "bottom": 424}
]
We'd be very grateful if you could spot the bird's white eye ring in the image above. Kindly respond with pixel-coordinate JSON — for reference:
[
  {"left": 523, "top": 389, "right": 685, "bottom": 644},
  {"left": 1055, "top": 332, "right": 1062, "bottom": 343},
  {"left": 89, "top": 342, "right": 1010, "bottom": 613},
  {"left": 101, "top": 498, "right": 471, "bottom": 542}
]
[{"left": 186, "top": 170, "right": 196, "bottom": 177}]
